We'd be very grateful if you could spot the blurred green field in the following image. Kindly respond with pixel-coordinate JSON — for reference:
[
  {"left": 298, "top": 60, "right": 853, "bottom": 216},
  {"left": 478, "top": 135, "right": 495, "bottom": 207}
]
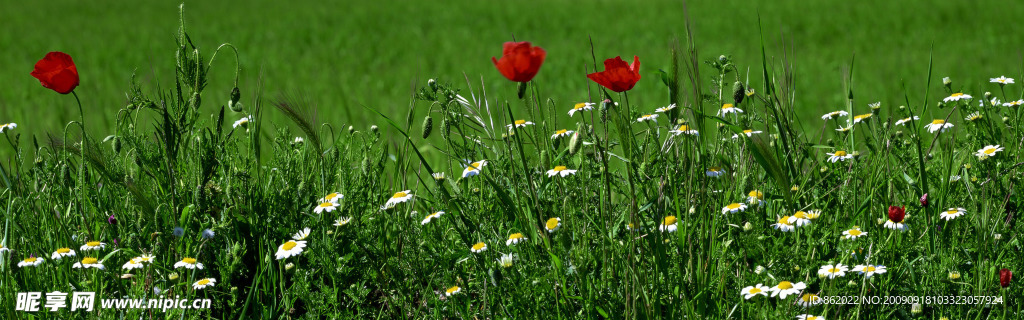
[{"left": 2, "top": 0, "right": 1022, "bottom": 142}]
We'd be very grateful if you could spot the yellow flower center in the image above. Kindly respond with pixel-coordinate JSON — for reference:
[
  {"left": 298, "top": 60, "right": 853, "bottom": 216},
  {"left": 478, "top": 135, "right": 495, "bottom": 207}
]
[
  {"left": 318, "top": 202, "right": 334, "bottom": 208},
  {"left": 708, "top": 166, "right": 721, "bottom": 172},
  {"left": 574, "top": 103, "right": 588, "bottom": 110},
  {"left": 182, "top": 258, "right": 197, "bottom": 264},
  {"left": 643, "top": 114, "right": 653, "bottom": 118},
  {"left": 282, "top": 241, "right": 298, "bottom": 250},
  {"left": 514, "top": 120, "right": 526, "bottom": 125},
  {"left": 722, "top": 104, "right": 734, "bottom": 109},
  {"left": 946, "top": 209, "right": 958, "bottom": 214},
  {"left": 323, "top": 193, "right": 339, "bottom": 200},
  {"left": 86, "top": 241, "right": 101, "bottom": 247},
  {"left": 931, "top": 119, "right": 945, "bottom": 125},
  {"left": 469, "top": 161, "right": 483, "bottom": 169},
  {"left": 552, "top": 166, "right": 567, "bottom": 172},
  {"left": 446, "top": 286, "right": 460, "bottom": 294},
  {"left": 802, "top": 294, "right": 818, "bottom": 302},
  {"left": 833, "top": 150, "right": 847, "bottom": 157},
  {"left": 793, "top": 211, "right": 807, "bottom": 219},
  {"left": 828, "top": 268, "right": 841, "bottom": 273},
  {"left": 546, "top": 218, "right": 560, "bottom": 230},
  {"left": 555, "top": 129, "right": 567, "bottom": 134},
  {"left": 392, "top": 192, "right": 408, "bottom": 198},
  {"left": 197, "top": 279, "right": 210, "bottom": 285},
  {"left": 951, "top": 93, "right": 963, "bottom": 97},
  {"left": 472, "top": 242, "right": 486, "bottom": 251},
  {"left": 778, "top": 216, "right": 792, "bottom": 224},
  {"left": 726, "top": 203, "right": 742, "bottom": 210},
  {"left": 82, "top": 257, "right": 98, "bottom": 264},
  {"left": 855, "top": 114, "right": 871, "bottom": 120},
  {"left": 743, "top": 129, "right": 753, "bottom": 134},
  {"left": 865, "top": 266, "right": 876, "bottom": 272},
  {"left": 663, "top": 216, "right": 677, "bottom": 226},
  {"left": 748, "top": 190, "right": 763, "bottom": 199},
  {"left": 848, "top": 229, "right": 863, "bottom": 236},
  {"left": 509, "top": 233, "right": 523, "bottom": 240},
  {"left": 748, "top": 287, "right": 762, "bottom": 294},
  {"left": 57, "top": 248, "right": 71, "bottom": 254},
  {"left": 777, "top": 281, "right": 793, "bottom": 289},
  {"left": 677, "top": 125, "right": 689, "bottom": 131},
  {"left": 984, "top": 148, "right": 997, "bottom": 155},
  {"left": 24, "top": 257, "right": 37, "bottom": 263}
]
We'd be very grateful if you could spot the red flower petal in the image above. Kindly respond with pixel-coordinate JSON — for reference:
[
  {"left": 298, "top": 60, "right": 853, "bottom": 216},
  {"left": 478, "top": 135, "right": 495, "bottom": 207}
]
[
  {"left": 492, "top": 42, "right": 545, "bottom": 83},
  {"left": 30, "top": 51, "right": 79, "bottom": 94}
]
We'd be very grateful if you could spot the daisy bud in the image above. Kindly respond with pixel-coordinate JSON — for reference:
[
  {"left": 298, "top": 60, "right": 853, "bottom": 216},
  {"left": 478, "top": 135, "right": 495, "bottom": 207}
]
[
  {"left": 688, "top": 206, "right": 695, "bottom": 214},
  {"left": 718, "top": 55, "right": 728, "bottom": 65},
  {"left": 793, "top": 265, "right": 800, "bottom": 271},
  {"left": 994, "top": 233, "right": 1002, "bottom": 240},
  {"left": 911, "top": 303, "right": 922, "bottom": 314},
  {"left": 427, "top": 79, "right": 437, "bottom": 92},
  {"left": 984, "top": 92, "right": 993, "bottom": 102},
  {"left": 285, "top": 262, "right": 295, "bottom": 271},
  {"left": 742, "top": 222, "right": 753, "bottom": 231},
  {"left": 942, "top": 77, "right": 952, "bottom": 89},
  {"left": 999, "top": 268, "right": 1012, "bottom": 288},
  {"left": 421, "top": 116, "right": 433, "bottom": 139},
  {"left": 948, "top": 271, "right": 961, "bottom": 280},
  {"left": 754, "top": 265, "right": 765, "bottom": 274},
  {"left": 370, "top": 125, "right": 379, "bottom": 135},
  {"left": 168, "top": 273, "right": 179, "bottom": 281},
  {"left": 732, "top": 81, "right": 745, "bottom": 105},
  {"left": 847, "top": 280, "right": 857, "bottom": 287},
  {"left": 347, "top": 126, "right": 354, "bottom": 134},
  {"left": 1003, "top": 116, "right": 1010, "bottom": 123},
  {"left": 919, "top": 193, "right": 928, "bottom": 207}
]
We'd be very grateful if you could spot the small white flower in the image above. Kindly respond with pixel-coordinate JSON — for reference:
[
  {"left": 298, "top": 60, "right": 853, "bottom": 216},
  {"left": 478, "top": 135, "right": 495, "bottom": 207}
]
[
  {"left": 894, "top": 116, "right": 920, "bottom": 126},
  {"left": 334, "top": 216, "right": 352, "bottom": 226},
  {"left": 550, "top": 129, "right": 574, "bottom": 139},
  {"left": 0, "top": 123, "right": 17, "bottom": 133},
  {"left": 722, "top": 203, "right": 748, "bottom": 214},
  {"left": 975, "top": 145, "right": 1004, "bottom": 159},
  {"left": 318, "top": 192, "right": 344, "bottom": 204},
  {"left": 841, "top": 227, "right": 867, "bottom": 240},
  {"left": 123, "top": 258, "right": 144, "bottom": 270},
  {"left": 51, "top": 248, "right": 76, "bottom": 260},
  {"left": 546, "top": 166, "right": 577, "bottom": 177},
  {"left": 669, "top": 124, "right": 698, "bottom": 136},
  {"left": 462, "top": 160, "right": 487, "bottom": 178},
  {"left": 568, "top": 102, "right": 594, "bottom": 116},
  {"left": 497, "top": 253, "right": 516, "bottom": 268},
  {"left": 275, "top": 240, "right": 307, "bottom": 260},
  {"left": 233, "top": 116, "right": 253, "bottom": 129},
  {"left": 384, "top": 190, "right": 413, "bottom": 208},
  {"left": 772, "top": 216, "right": 796, "bottom": 232},
  {"left": 821, "top": 111, "right": 848, "bottom": 120},
  {"left": 421, "top": 211, "right": 444, "bottom": 225},
  {"left": 636, "top": 114, "right": 658, "bottom": 122},
  {"left": 826, "top": 150, "right": 854, "bottom": 163},
  {"left": 506, "top": 233, "right": 527, "bottom": 246},
  {"left": 719, "top": 103, "right": 743, "bottom": 115},
  {"left": 852, "top": 113, "right": 873, "bottom": 124},
  {"left": 659, "top": 216, "right": 678, "bottom": 233},
  {"left": 943, "top": 93, "right": 972, "bottom": 103},
  {"left": 732, "top": 129, "right": 762, "bottom": 139},
  {"left": 796, "top": 294, "right": 823, "bottom": 308},
  {"left": 868, "top": 102, "right": 881, "bottom": 109},
  {"left": 939, "top": 207, "right": 966, "bottom": 221},
  {"left": 313, "top": 202, "right": 339, "bottom": 214},
  {"left": 292, "top": 227, "right": 311, "bottom": 240},
  {"left": 506, "top": 120, "right": 534, "bottom": 129},
  {"left": 705, "top": 166, "right": 725, "bottom": 177},
  {"left": 796, "top": 314, "right": 825, "bottom": 320},
  {"left": 924, "top": 119, "right": 954, "bottom": 133},
  {"left": 18, "top": 257, "right": 44, "bottom": 267},
  {"left": 174, "top": 258, "right": 205, "bottom": 269},
  {"left": 818, "top": 263, "right": 849, "bottom": 279},
  {"left": 470, "top": 242, "right": 488, "bottom": 253},
  {"left": 740, "top": 284, "right": 769, "bottom": 299},
  {"left": 293, "top": 137, "right": 304, "bottom": 143},
  {"left": 991, "top": 76, "right": 1014, "bottom": 85},
  {"left": 769, "top": 281, "right": 806, "bottom": 299},
  {"left": 655, "top": 104, "right": 677, "bottom": 113},
  {"left": 1003, "top": 100, "right": 1024, "bottom": 107},
  {"left": 80, "top": 241, "right": 105, "bottom": 251},
  {"left": 445, "top": 286, "right": 461, "bottom": 296},
  {"left": 193, "top": 278, "right": 217, "bottom": 290},
  {"left": 852, "top": 264, "right": 887, "bottom": 278},
  {"left": 72, "top": 257, "right": 105, "bottom": 269}
]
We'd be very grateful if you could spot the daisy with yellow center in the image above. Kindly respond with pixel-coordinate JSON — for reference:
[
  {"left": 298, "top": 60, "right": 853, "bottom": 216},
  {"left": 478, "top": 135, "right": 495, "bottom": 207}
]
[
  {"left": 233, "top": 115, "right": 252, "bottom": 129},
  {"left": 384, "top": 190, "right": 413, "bottom": 208},
  {"left": 943, "top": 92, "right": 972, "bottom": 103},
  {"left": 732, "top": 129, "right": 762, "bottom": 139},
  {"left": 659, "top": 216, "right": 678, "bottom": 233},
  {"left": 0, "top": 244, "right": 9, "bottom": 253},
  {"left": 655, "top": 103, "right": 677, "bottom": 113},
  {"left": 817, "top": 263, "right": 849, "bottom": 279},
  {"left": 506, "top": 233, "right": 526, "bottom": 246},
  {"left": 991, "top": 76, "right": 1014, "bottom": 84},
  {"left": 174, "top": 257, "right": 205, "bottom": 269},
  {"left": 796, "top": 293, "right": 822, "bottom": 307},
  {"left": 965, "top": 112, "right": 983, "bottom": 122},
  {"left": 821, "top": 110, "right": 848, "bottom": 120},
  {"left": 568, "top": 102, "right": 594, "bottom": 116},
  {"left": 313, "top": 201, "right": 339, "bottom": 214},
  {"left": 769, "top": 281, "right": 805, "bottom": 299},
  {"left": 292, "top": 227, "right": 311, "bottom": 240},
  {"left": 497, "top": 253, "right": 516, "bottom": 268},
  {"left": 636, "top": 114, "right": 658, "bottom": 123},
  {"left": 1003, "top": 99, "right": 1024, "bottom": 107},
  {"left": 334, "top": 216, "right": 352, "bottom": 226},
  {"left": 51, "top": 248, "right": 76, "bottom": 260},
  {"left": 745, "top": 88, "right": 756, "bottom": 96},
  {"left": 318, "top": 192, "right": 343, "bottom": 204},
  {"left": 853, "top": 113, "right": 873, "bottom": 123},
  {"left": 80, "top": 241, "right": 105, "bottom": 251},
  {"left": 421, "top": 211, "right": 444, "bottom": 225},
  {"left": 705, "top": 166, "right": 724, "bottom": 177},
  {"left": 722, "top": 203, "right": 747, "bottom": 214},
  {"left": 788, "top": 211, "right": 813, "bottom": 227},
  {"left": 18, "top": 256, "right": 43, "bottom": 267},
  {"left": 123, "top": 258, "right": 144, "bottom": 270},
  {"left": 550, "top": 129, "right": 574, "bottom": 139},
  {"left": 546, "top": 166, "right": 577, "bottom": 178},
  {"left": 718, "top": 103, "right": 743, "bottom": 115},
  {"left": 740, "top": 284, "right": 769, "bottom": 299},
  {"left": 193, "top": 278, "right": 217, "bottom": 290},
  {"left": 471, "top": 242, "right": 487, "bottom": 253},
  {"left": 925, "top": 119, "right": 954, "bottom": 133},
  {"left": 276, "top": 238, "right": 307, "bottom": 260},
  {"left": 445, "top": 286, "right": 461, "bottom": 296},
  {"left": 835, "top": 125, "right": 852, "bottom": 132},
  {"left": 462, "top": 160, "right": 488, "bottom": 178},
  {"left": 506, "top": 120, "right": 534, "bottom": 129},
  {"left": 869, "top": 102, "right": 881, "bottom": 110},
  {"left": 884, "top": 215, "right": 907, "bottom": 231},
  {"left": 975, "top": 145, "right": 1003, "bottom": 159},
  {"left": 669, "top": 124, "right": 698, "bottom": 136},
  {"left": 841, "top": 226, "right": 867, "bottom": 240},
  {"left": 545, "top": 217, "right": 562, "bottom": 233},
  {"left": 939, "top": 207, "right": 966, "bottom": 221},
  {"left": 772, "top": 216, "right": 796, "bottom": 232},
  {"left": 894, "top": 116, "right": 920, "bottom": 126},
  {"left": 73, "top": 257, "right": 105, "bottom": 269},
  {"left": 138, "top": 254, "right": 155, "bottom": 264},
  {"left": 747, "top": 190, "right": 764, "bottom": 205},
  {"left": 0, "top": 123, "right": 17, "bottom": 133},
  {"left": 826, "top": 150, "right": 853, "bottom": 163},
  {"left": 796, "top": 314, "right": 825, "bottom": 320},
  {"left": 852, "top": 264, "right": 887, "bottom": 278}
]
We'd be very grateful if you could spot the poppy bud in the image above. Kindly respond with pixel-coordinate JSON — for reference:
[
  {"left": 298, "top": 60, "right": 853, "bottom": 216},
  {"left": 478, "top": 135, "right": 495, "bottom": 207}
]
[
  {"left": 361, "top": 156, "right": 371, "bottom": 175},
  {"left": 919, "top": 193, "right": 928, "bottom": 207},
  {"left": 999, "top": 268, "right": 1012, "bottom": 288},
  {"left": 230, "top": 87, "right": 241, "bottom": 105},
  {"left": 887, "top": 206, "right": 906, "bottom": 223},
  {"left": 112, "top": 136, "right": 122, "bottom": 153},
  {"left": 568, "top": 132, "right": 581, "bottom": 156},
  {"left": 732, "top": 81, "right": 745, "bottom": 105},
  {"left": 229, "top": 101, "right": 244, "bottom": 113},
  {"left": 421, "top": 116, "right": 433, "bottom": 139},
  {"left": 192, "top": 93, "right": 202, "bottom": 109}
]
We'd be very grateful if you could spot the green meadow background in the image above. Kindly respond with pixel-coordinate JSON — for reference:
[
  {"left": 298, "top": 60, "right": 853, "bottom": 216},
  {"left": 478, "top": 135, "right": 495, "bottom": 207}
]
[{"left": 1, "top": 0, "right": 1021, "bottom": 145}]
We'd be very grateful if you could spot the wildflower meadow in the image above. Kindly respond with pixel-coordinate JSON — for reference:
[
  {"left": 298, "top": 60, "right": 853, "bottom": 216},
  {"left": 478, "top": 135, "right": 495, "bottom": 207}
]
[{"left": 1, "top": 3, "right": 1023, "bottom": 320}]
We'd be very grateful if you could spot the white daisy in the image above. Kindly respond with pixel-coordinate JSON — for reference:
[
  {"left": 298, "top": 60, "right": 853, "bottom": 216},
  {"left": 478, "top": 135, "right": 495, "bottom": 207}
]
[
  {"left": 975, "top": 145, "right": 1004, "bottom": 159},
  {"left": 821, "top": 111, "right": 848, "bottom": 120},
  {"left": 740, "top": 284, "right": 770, "bottom": 299},
  {"left": 719, "top": 103, "right": 743, "bottom": 115},
  {"left": 292, "top": 227, "right": 311, "bottom": 240},
  {"left": 445, "top": 286, "right": 461, "bottom": 296},
  {"left": 568, "top": 102, "right": 594, "bottom": 116},
  {"left": 51, "top": 248, "right": 76, "bottom": 260},
  {"left": 384, "top": 190, "right": 413, "bottom": 208},
  {"left": 334, "top": 216, "right": 352, "bottom": 226},
  {"left": 497, "top": 253, "right": 516, "bottom": 268},
  {"left": 233, "top": 115, "right": 253, "bottom": 129},
  {"left": 72, "top": 257, "right": 104, "bottom": 269},
  {"left": 318, "top": 192, "right": 343, "bottom": 204},
  {"left": 925, "top": 119, "right": 954, "bottom": 133},
  {"left": 546, "top": 166, "right": 577, "bottom": 177},
  {"left": 705, "top": 166, "right": 725, "bottom": 177},
  {"left": 80, "top": 241, "right": 105, "bottom": 251},
  {"left": 868, "top": 102, "right": 881, "bottom": 109},
  {"left": 0, "top": 244, "right": 9, "bottom": 253},
  {"left": 506, "top": 233, "right": 527, "bottom": 246},
  {"left": 826, "top": 150, "right": 854, "bottom": 163},
  {"left": 796, "top": 314, "right": 825, "bottom": 320},
  {"left": 506, "top": 120, "right": 534, "bottom": 129},
  {"left": 655, "top": 104, "right": 677, "bottom": 113},
  {"left": 894, "top": 116, "right": 920, "bottom": 126},
  {"left": 722, "top": 203, "right": 748, "bottom": 214},
  {"left": 788, "top": 211, "right": 813, "bottom": 227},
  {"left": 835, "top": 125, "right": 852, "bottom": 132},
  {"left": 732, "top": 129, "right": 762, "bottom": 139},
  {"left": 470, "top": 242, "right": 488, "bottom": 253},
  {"left": 275, "top": 240, "right": 307, "bottom": 260},
  {"left": 659, "top": 216, "right": 678, "bottom": 233},
  {"left": 462, "top": 160, "right": 487, "bottom": 178},
  {"left": 669, "top": 124, "right": 698, "bottom": 136},
  {"left": 173, "top": 258, "right": 205, "bottom": 269},
  {"left": 991, "top": 76, "right": 1014, "bottom": 85},
  {"left": 1003, "top": 100, "right": 1024, "bottom": 107},
  {"left": 769, "top": 281, "right": 806, "bottom": 299},
  {"left": 294, "top": 137, "right": 304, "bottom": 143},
  {"left": 0, "top": 123, "right": 17, "bottom": 133},
  {"left": 18, "top": 256, "right": 43, "bottom": 268},
  {"left": 636, "top": 114, "right": 658, "bottom": 122},
  {"left": 545, "top": 217, "right": 562, "bottom": 233},
  {"left": 842, "top": 226, "right": 867, "bottom": 240},
  {"left": 965, "top": 111, "right": 983, "bottom": 121},
  {"left": 122, "top": 258, "right": 144, "bottom": 270},
  {"left": 193, "top": 278, "right": 217, "bottom": 290},
  {"left": 818, "top": 263, "right": 849, "bottom": 279},
  {"left": 746, "top": 190, "right": 764, "bottom": 206},
  {"left": 772, "top": 216, "right": 796, "bottom": 232},
  {"left": 796, "top": 293, "right": 823, "bottom": 308},
  {"left": 943, "top": 93, "right": 972, "bottom": 103},
  {"left": 852, "top": 264, "right": 887, "bottom": 278},
  {"left": 138, "top": 254, "right": 155, "bottom": 264},
  {"left": 313, "top": 202, "right": 339, "bottom": 214},
  {"left": 550, "top": 129, "right": 574, "bottom": 139},
  {"left": 421, "top": 211, "right": 444, "bottom": 225},
  {"left": 853, "top": 113, "right": 872, "bottom": 124},
  {"left": 884, "top": 217, "right": 907, "bottom": 231},
  {"left": 939, "top": 207, "right": 966, "bottom": 221}
]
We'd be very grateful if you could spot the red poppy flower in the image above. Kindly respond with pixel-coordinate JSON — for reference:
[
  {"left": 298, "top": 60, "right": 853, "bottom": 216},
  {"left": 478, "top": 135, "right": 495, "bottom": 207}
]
[
  {"left": 887, "top": 206, "right": 905, "bottom": 223},
  {"left": 1000, "top": 268, "right": 1012, "bottom": 288},
  {"left": 30, "top": 52, "right": 80, "bottom": 94},
  {"left": 491, "top": 42, "right": 546, "bottom": 83},
  {"left": 587, "top": 56, "right": 641, "bottom": 92}
]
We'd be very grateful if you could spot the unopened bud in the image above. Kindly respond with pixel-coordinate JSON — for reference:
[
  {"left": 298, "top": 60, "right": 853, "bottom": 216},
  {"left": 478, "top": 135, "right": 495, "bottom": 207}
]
[
  {"left": 920, "top": 193, "right": 929, "bottom": 207},
  {"left": 742, "top": 222, "right": 753, "bottom": 231},
  {"left": 754, "top": 265, "right": 765, "bottom": 274},
  {"left": 370, "top": 125, "right": 379, "bottom": 135},
  {"left": 229, "top": 101, "right": 244, "bottom": 113},
  {"left": 568, "top": 132, "right": 581, "bottom": 156},
  {"left": 421, "top": 116, "right": 433, "bottom": 139},
  {"left": 427, "top": 79, "right": 438, "bottom": 92},
  {"left": 942, "top": 77, "right": 952, "bottom": 89},
  {"left": 732, "top": 81, "right": 745, "bottom": 105},
  {"left": 985, "top": 92, "right": 993, "bottom": 102}
]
